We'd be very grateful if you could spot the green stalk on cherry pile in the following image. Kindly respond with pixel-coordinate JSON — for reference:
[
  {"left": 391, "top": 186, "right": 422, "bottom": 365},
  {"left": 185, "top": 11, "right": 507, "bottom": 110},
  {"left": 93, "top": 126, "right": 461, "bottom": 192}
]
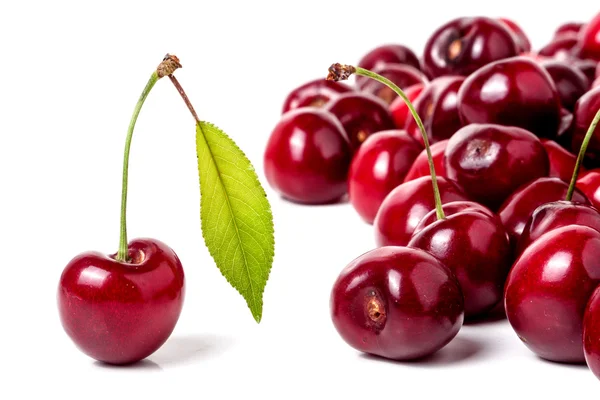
[
  {"left": 566, "top": 108, "right": 600, "bottom": 202},
  {"left": 116, "top": 55, "right": 182, "bottom": 262},
  {"left": 327, "top": 63, "right": 445, "bottom": 220}
]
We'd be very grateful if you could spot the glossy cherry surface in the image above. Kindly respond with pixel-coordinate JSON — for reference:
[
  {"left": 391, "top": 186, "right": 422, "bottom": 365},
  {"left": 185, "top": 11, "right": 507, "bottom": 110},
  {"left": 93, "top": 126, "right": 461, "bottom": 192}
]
[
  {"left": 348, "top": 130, "right": 421, "bottom": 224},
  {"left": 578, "top": 12, "right": 600, "bottom": 60},
  {"left": 445, "top": 123, "right": 549, "bottom": 210},
  {"left": 541, "top": 139, "right": 582, "bottom": 182},
  {"left": 584, "top": 287, "right": 600, "bottom": 380},
  {"left": 325, "top": 92, "right": 395, "bottom": 152},
  {"left": 578, "top": 169, "right": 600, "bottom": 210},
  {"left": 58, "top": 238, "right": 185, "bottom": 365},
  {"left": 541, "top": 61, "right": 589, "bottom": 112},
  {"left": 330, "top": 246, "right": 464, "bottom": 360},
  {"left": 498, "top": 18, "right": 531, "bottom": 53},
  {"left": 571, "top": 87, "right": 600, "bottom": 168},
  {"left": 403, "top": 139, "right": 448, "bottom": 182},
  {"left": 374, "top": 176, "right": 469, "bottom": 247},
  {"left": 281, "top": 79, "right": 354, "bottom": 114},
  {"left": 554, "top": 22, "right": 584, "bottom": 37},
  {"left": 390, "top": 83, "right": 425, "bottom": 128},
  {"left": 413, "top": 201, "right": 495, "bottom": 236},
  {"left": 498, "top": 177, "right": 589, "bottom": 245},
  {"left": 422, "top": 17, "right": 518, "bottom": 78},
  {"left": 457, "top": 57, "right": 562, "bottom": 139},
  {"left": 264, "top": 108, "right": 351, "bottom": 204},
  {"left": 405, "top": 76, "right": 465, "bottom": 145},
  {"left": 571, "top": 59, "right": 599, "bottom": 84},
  {"left": 360, "top": 64, "right": 427, "bottom": 105},
  {"left": 505, "top": 225, "right": 600, "bottom": 363},
  {"left": 538, "top": 34, "right": 578, "bottom": 59},
  {"left": 356, "top": 44, "right": 421, "bottom": 87},
  {"left": 409, "top": 210, "right": 511, "bottom": 317}
]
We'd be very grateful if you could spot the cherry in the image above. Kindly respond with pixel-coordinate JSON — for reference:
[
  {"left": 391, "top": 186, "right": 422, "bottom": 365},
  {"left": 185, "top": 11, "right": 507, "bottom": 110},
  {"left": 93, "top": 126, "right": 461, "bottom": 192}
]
[
  {"left": 445, "top": 123, "right": 549, "bottom": 210},
  {"left": 578, "top": 12, "right": 600, "bottom": 61},
  {"left": 498, "top": 18, "right": 531, "bottom": 53},
  {"left": 541, "top": 139, "right": 582, "bottom": 182},
  {"left": 390, "top": 83, "right": 425, "bottom": 128},
  {"left": 325, "top": 92, "right": 395, "bottom": 152},
  {"left": 58, "top": 238, "right": 185, "bottom": 364},
  {"left": 597, "top": 63, "right": 600, "bottom": 79},
  {"left": 412, "top": 201, "right": 495, "bottom": 237},
  {"left": 263, "top": 108, "right": 351, "bottom": 204},
  {"left": 584, "top": 287, "right": 600, "bottom": 380},
  {"left": 348, "top": 130, "right": 421, "bottom": 224},
  {"left": 356, "top": 44, "right": 421, "bottom": 86},
  {"left": 330, "top": 246, "right": 464, "bottom": 360},
  {"left": 360, "top": 64, "right": 427, "bottom": 104},
  {"left": 505, "top": 225, "right": 600, "bottom": 363},
  {"left": 571, "top": 87, "right": 600, "bottom": 168},
  {"left": 405, "top": 76, "right": 465, "bottom": 146},
  {"left": 571, "top": 58, "right": 599, "bottom": 84},
  {"left": 541, "top": 60, "right": 589, "bottom": 112},
  {"left": 457, "top": 57, "right": 562, "bottom": 139},
  {"left": 578, "top": 169, "right": 600, "bottom": 209},
  {"left": 403, "top": 139, "right": 448, "bottom": 182},
  {"left": 498, "top": 177, "right": 589, "bottom": 245},
  {"left": 595, "top": 77, "right": 600, "bottom": 89},
  {"left": 281, "top": 78, "right": 354, "bottom": 113},
  {"left": 538, "top": 33, "right": 579, "bottom": 59},
  {"left": 554, "top": 22, "right": 585, "bottom": 37},
  {"left": 422, "top": 17, "right": 518, "bottom": 78}
]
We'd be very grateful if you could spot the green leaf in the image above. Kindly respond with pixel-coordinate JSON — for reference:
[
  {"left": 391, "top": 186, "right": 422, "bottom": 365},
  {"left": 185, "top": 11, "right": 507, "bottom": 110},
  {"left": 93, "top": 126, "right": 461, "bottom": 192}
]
[{"left": 195, "top": 121, "right": 274, "bottom": 323}]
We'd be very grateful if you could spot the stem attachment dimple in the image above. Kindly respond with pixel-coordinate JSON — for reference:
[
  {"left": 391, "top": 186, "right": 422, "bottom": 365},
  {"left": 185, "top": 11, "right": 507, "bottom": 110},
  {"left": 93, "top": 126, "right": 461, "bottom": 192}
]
[
  {"left": 566, "top": 108, "right": 600, "bottom": 202},
  {"left": 327, "top": 63, "right": 446, "bottom": 220}
]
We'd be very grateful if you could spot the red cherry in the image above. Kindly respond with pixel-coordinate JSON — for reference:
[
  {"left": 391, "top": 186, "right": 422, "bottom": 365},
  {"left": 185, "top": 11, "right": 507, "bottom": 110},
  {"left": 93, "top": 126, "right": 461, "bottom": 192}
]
[
  {"left": 330, "top": 246, "right": 464, "bottom": 360},
  {"left": 422, "top": 17, "right": 518, "bottom": 78},
  {"left": 374, "top": 176, "right": 469, "bottom": 247},
  {"left": 556, "top": 22, "right": 585, "bottom": 37},
  {"left": 403, "top": 139, "right": 448, "bottom": 182},
  {"left": 577, "top": 169, "right": 600, "bottom": 209},
  {"left": 578, "top": 12, "right": 600, "bottom": 60},
  {"left": 541, "top": 139, "right": 583, "bottom": 182},
  {"left": 360, "top": 64, "right": 427, "bottom": 105},
  {"left": 571, "top": 87, "right": 600, "bottom": 168},
  {"left": 405, "top": 76, "right": 465, "bottom": 145},
  {"left": 457, "top": 57, "right": 562, "bottom": 139},
  {"left": 413, "top": 201, "right": 496, "bottom": 237},
  {"left": 538, "top": 33, "right": 579, "bottom": 59},
  {"left": 570, "top": 58, "right": 599, "bottom": 84},
  {"left": 58, "top": 238, "right": 185, "bottom": 365},
  {"left": 264, "top": 108, "right": 351, "bottom": 204},
  {"left": 505, "top": 225, "right": 600, "bottom": 362},
  {"left": 541, "top": 60, "right": 589, "bottom": 112},
  {"left": 584, "top": 287, "right": 600, "bottom": 380},
  {"left": 390, "top": 83, "right": 425, "bottom": 128},
  {"left": 595, "top": 77, "right": 600, "bottom": 89},
  {"left": 348, "top": 130, "right": 421, "bottom": 224},
  {"left": 325, "top": 92, "right": 395, "bottom": 152},
  {"left": 498, "top": 18, "right": 531, "bottom": 53},
  {"left": 357, "top": 44, "right": 421, "bottom": 86},
  {"left": 281, "top": 79, "right": 354, "bottom": 114},
  {"left": 445, "top": 123, "right": 549, "bottom": 210}
]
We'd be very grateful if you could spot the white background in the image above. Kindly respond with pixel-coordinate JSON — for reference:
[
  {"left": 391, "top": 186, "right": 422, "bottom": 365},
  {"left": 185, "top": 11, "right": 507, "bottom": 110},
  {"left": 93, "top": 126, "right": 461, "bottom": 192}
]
[{"left": 1, "top": 1, "right": 599, "bottom": 398}]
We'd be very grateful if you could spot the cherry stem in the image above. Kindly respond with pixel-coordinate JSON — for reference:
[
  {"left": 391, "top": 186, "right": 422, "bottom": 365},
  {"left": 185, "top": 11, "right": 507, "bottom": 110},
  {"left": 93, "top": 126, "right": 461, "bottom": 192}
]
[
  {"left": 327, "top": 63, "right": 445, "bottom": 220},
  {"left": 566, "top": 108, "right": 600, "bottom": 202},
  {"left": 168, "top": 75, "right": 201, "bottom": 123}
]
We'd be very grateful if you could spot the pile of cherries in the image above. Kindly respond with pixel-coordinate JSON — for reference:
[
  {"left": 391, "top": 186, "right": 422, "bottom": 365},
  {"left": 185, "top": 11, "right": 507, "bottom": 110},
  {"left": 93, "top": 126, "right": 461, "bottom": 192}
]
[{"left": 264, "top": 14, "right": 600, "bottom": 379}]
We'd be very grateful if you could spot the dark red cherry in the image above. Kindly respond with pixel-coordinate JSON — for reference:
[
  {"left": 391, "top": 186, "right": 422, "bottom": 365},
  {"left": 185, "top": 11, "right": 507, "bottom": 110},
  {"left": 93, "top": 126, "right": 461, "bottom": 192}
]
[
  {"left": 541, "top": 139, "right": 583, "bottom": 182},
  {"left": 518, "top": 200, "right": 600, "bottom": 254},
  {"left": 403, "top": 139, "right": 448, "bottom": 182},
  {"left": 390, "top": 83, "right": 425, "bottom": 128},
  {"left": 348, "top": 130, "right": 421, "bottom": 224},
  {"left": 584, "top": 287, "right": 600, "bottom": 380},
  {"left": 557, "top": 107, "right": 576, "bottom": 148},
  {"left": 325, "top": 92, "right": 395, "bottom": 152},
  {"left": 405, "top": 76, "right": 465, "bottom": 146},
  {"left": 505, "top": 225, "right": 600, "bottom": 363},
  {"left": 541, "top": 60, "right": 589, "bottom": 112},
  {"left": 423, "top": 17, "right": 519, "bottom": 78},
  {"left": 356, "top": 44, "right": 421, "bottom": 87},
  {"left": 409, "top": 210, "right": 511, "bottom": 318},
  {"left": 571, "top": 58, "right": 599, "bottom": 84},
  {"left": 498, "top": 177, "right": 589, "bottom": 245},
  {"left": 577, "top": 169, "right": 600, "bottom": 209},
  {"left": 264, "top": 108, "right": 351, "bottom": 204},
  {"left": 445, "top": 124, "right": 549, "bottom": 210},
  {"left": 498, "top": 18, "right": 531, "bottom": 53},
  {"left": 413, "top": 201, "right": 496, "bottom": 237},
  {"left": 360, "top": 64, "right": 427, "bottom": 105},
  {"left": 330, "top": 246, "right": 464, "bottom": 360},
  {"left": 571, "top": 86, "right": 600, "bottom": 168},
  {"left": 281, "top": 79, "right": 354, "bottom": 114},
  {"left": 374, "top": 176, "right": 469, "bottom": 247},
  {"left": 538, "top": 33, "right": 579, "bottom": 59},
  {"left": 578, "top": 12, "right": 600, "bottom": 61},
  {"left": 457, "top": 57, "right": 562, "bottom": 139}
]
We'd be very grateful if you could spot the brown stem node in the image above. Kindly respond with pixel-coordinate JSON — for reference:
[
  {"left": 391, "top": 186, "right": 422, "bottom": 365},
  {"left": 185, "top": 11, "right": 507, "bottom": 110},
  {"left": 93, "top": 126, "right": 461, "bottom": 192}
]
[
  {"left": 327, "top": 63, "right": 356, "bottom": 82},
  {"left": 157, "top": 54, "right": 182, "bottom": 78}
]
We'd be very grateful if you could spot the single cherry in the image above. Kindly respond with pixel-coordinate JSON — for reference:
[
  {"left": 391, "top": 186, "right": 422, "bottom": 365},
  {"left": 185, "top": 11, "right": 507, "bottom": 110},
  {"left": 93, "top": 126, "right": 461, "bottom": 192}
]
[
  {"left": 360, "top": 64, "right": 427, "bottom": 104},
  {"left": 330, "top": 246, "right": 464, "bottom": 360},
  {"left": 457, "top": 57, "right": 562, "bottom": 139},
  {"left": 405, "top": 76, "right": 465, "bottom": 146},
  {"left": 584, "top": 287, "right": 600, "bottom": 380},
  {"left": 578, "top": 12, "right": 600, "bottom": 60},
  {"left": 505, "top": 225, "right": 600, "bottom": 363},
  {"left": 356, "top": 44, "right": 421, "bottom": 87},
  {"left": 264, "top": 108, "right": 351, "bottom": 204},
  {"left": 571, "top": 58, "right": 599, "bottom": 84},
  {"left": 541, "top": 60, "right": 589, "bottom": 112},
  {"left": 445, "top": 123, "right": 549, "bottom": 210},
  {"left": 571, "top": 87, "right": 600, "bottom": 168},
  {"left": 348, "top": 130, "right": 421, "bottom": 224},
  {"left": 325, "top": 92, "right": 395, "bottom": 152},
  {"left": 281, "top": 78, "right": 354, "bottom": 113},
  {"left": 538, "top": 33, "right": 579, "bottom": 59},
  {"left": 541, "top": 139, "right": 582, "bottom": 182},
  {"left": 498, "top": 18, "right": 531, "bottom": 53},
  {"left": 554, "top": 22, "right": 585, "bottom": 37},
  {"left": 390, "top": 83, "right": 425, "bottom": 128},
  {"left": 403, "top": 139, "right": 448, "bottom": 182},
  {"left": 578, "top": 169, "right": 600, "bottom": 209},
  {"left": 413, "top": 201, "right": 496, "bottom": 237},
  {"left": 422, "top": 17, "right": 518, "bottom": 78}
]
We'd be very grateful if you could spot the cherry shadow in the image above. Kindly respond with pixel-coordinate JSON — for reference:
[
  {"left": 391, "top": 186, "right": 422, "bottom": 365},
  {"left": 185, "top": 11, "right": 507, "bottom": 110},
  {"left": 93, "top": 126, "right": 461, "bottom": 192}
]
[
  {"left": 93, "top": 359, "right": 162, "bottom": 371},
  {"left": 464, "top": 305, "right": 507, "bottom": 326},
  {"left": 148, "top": 334, "right": 233, "bottom": 367},
  {"left": 536, "top": 356, "right": 589, "bottom": 370}
]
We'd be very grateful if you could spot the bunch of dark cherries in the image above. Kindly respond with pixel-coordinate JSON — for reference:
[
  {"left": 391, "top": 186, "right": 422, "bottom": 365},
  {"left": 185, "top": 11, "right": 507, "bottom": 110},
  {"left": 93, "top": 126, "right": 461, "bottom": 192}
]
[{"left": 263, "top": 14, "right": 600, "bottom": 379}]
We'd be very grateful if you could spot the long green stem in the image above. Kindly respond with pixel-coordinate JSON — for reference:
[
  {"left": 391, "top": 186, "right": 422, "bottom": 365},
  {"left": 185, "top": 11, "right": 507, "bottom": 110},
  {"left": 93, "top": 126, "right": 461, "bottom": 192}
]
[
  {"left": 116, "top": 72, "right": 159, "bottom": 262},
  {"left": 566, "top": 108, "right": 600, "bottom": 202}
]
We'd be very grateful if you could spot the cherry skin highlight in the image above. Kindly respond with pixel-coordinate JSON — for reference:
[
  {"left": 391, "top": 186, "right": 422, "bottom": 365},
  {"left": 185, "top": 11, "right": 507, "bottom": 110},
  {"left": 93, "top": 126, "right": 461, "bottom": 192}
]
[
  {"left": 571, "top": 87, "right": 600, "bottom": 168},
  {"left": 390, "top": 83, "right": 425, "bottom": 128},
  {"left": 281, "top": 79, "right": 354, "bottom": 114},
  {"left": 445, "top": 123, "right": 549, "bottom": 210},
  {"left": 360, "top": 64, "right": 427, "bottom": 105},
  {"left": 330, "top": 246, "right": 464, "bottom": 360},
  {"left": 57, "top": 238, "right": 185, "bottom": 365},
  {"left": 264, "top": 108, "right": 351, "bottom": 204},
  {"left": 541, "top": 139, "right": 582, "bottom": 183},
  {"left": 505, "top": 225, "right": 600, "bottom": 363},
  {"left": 578, "top": 12, "right": 600, "bottom": 61},
  {"left": 578, "top": 169, "right": 600, "bottom": 210},
  {"left": 403, "top": 139, "right": 448, "bottom": 182},
  {"left": 584, "top": 287, "right": 600, "bottom": 380},
  {"left": 348, "top": 130, "right": 421, "bottom": 224}
]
